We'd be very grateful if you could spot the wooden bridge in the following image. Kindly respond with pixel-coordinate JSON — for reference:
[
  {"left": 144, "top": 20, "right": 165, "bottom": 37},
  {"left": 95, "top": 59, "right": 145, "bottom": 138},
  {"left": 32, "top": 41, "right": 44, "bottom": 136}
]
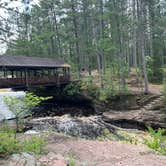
[{"left": 0, "top": 56, "right": 71, "bottom": 89}]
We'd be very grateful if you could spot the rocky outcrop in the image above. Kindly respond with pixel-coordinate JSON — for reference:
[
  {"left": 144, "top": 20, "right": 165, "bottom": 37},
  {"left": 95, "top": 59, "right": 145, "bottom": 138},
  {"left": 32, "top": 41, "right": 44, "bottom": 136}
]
[
  {"left": 7, "top": 152, "right": 67, "bottom": 166},
  {"left": 102, "top": 95, "right": 166, "bottom": 129},
  {"left": 30, "top": 115, "right": 106, "bottom": 139}
]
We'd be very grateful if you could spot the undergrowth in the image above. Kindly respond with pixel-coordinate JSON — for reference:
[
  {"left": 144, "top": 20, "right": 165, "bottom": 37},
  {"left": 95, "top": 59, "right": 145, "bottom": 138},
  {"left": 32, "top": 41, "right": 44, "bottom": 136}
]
[
  {"left": 97, "top": 128, "right": 139, "bottom": 145},
  {"left": 68, "top": 156, "right": 76, "bottom": 166},
  {"left": 22, "top": 135, "right": 45, "bottom": 154},
  {"left": 0, "top": 126, "right": 45, "bottom": 156},
  {"left": 145, "top": 126, "right": 166, "bottom": 155},
  {"left": 0, "top": 127, "right": 20, "bottom": 156},
  {"left": 97, "top": 127, "right": 166, "bottom": 155}
]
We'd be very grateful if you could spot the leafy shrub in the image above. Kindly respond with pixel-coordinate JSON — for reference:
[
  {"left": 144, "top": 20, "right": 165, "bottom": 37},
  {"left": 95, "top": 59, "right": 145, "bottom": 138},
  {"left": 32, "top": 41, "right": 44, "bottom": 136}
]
[
  {"left": 145, "top": 126, "right": 166, "bottom": 155},
  {"left": 81, "top": 73, "right": 130, "bottom": 102},
  {"left": 0, "top": 129, "right": 20, "bottom": 156},
  {"left": 4, "top": 92, "right": 52, "bottom": 138},
  {"left": 63, "top": 82, "right": 81, "bottom": 96},
  {"left": 163, "top": 80, "right": 166, "bottom": 102},
  {"left": 68, "top": 155, "right": 76, "bottom": 166},
  {"left": 4, "top": 92, "right": 52, "bottom": 118},
  {"left": 22, "top": 136, "right": 45, "bottom": 154},
  {"left": 0, "top": 126, "right": 46, "bottom": 156},
  {"left": 146, "top": 56, "right": 154, "bottom": 82}
]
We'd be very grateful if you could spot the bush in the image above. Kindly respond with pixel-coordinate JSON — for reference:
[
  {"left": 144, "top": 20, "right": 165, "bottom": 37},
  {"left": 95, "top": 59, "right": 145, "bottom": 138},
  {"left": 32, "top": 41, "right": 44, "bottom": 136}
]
[
  {"left": 0, "top": 126, "right": 46, "bottom": 156},
  {"left": 3, "top": 92, "right": 52, "bottom": 138},
  {"left": 68, "top": 155, "right": 76, "bottom": 166},
  {"left": 163, "top": 80, "right": 166, "bottom": 102},
  {"left": 22, "top": 136, "right": 45, "bottom": 154},
  {"left": 0, "top": 129, "right": 20, "bottom": 156},
  {"left": 145, "top": 126, "right": 166, "bottom": 155},
  {"left": 63, "top": 82, "right": 81, "bottom": 96}
]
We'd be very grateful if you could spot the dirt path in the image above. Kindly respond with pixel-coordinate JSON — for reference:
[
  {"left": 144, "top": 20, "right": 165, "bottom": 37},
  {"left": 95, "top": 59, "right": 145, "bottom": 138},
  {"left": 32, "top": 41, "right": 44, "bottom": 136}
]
[
  {"left": 46, "top": 134, "right": 166, "bottom": 166},
  {"left": 127, "top": 78, "right": 163, "bottom": 95}
]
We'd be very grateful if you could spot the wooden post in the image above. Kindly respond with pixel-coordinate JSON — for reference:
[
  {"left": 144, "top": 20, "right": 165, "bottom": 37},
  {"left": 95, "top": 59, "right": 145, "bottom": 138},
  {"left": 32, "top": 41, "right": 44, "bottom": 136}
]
[
  {"left": 3, "top": 67, "right": 7, "bottom": 78},
  {"left": 20, "top": 71, "right": 22, "bottom": 78},
  {"left": 68, "top": 68, "right": 70, "bottom": 81},
  {"left": 25, "top": 69, "right": 29, "bottom": 87},
  {"left": 11, "top": 70, "right": 14, "bottom": 78}
]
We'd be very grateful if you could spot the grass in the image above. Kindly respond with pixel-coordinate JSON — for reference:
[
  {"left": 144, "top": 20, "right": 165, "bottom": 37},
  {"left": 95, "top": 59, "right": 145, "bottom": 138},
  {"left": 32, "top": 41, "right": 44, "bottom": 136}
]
[
  {"left": 68, "top": 155, "right": 76, "bottom": 166},
  {"left": 97, "top": 128, "right": 140, "bottom": 144},
  {"left": 145, "top": 126, "right": 166, "bottom": 155},
  {"left": 0, "top": 126, "right": 46, "bottom": 156},
  {"left": 22, "top": 135, "right": 45, "bottom": 154},
  {"left": 0, "top": 129, "right": 20, "bottom": 156}
]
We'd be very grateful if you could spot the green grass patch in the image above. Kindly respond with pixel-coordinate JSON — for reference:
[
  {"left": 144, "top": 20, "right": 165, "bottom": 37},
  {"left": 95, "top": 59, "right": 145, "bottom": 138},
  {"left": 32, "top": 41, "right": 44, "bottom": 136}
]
[
  {"left": 0, "top": 127, "right": 46, "bottom": 156},
  {"left": 22, "top": 135, "right": 45, "bottom": 154},
  {"left": 145, "top": 126, "right": 166, "bottom": 155},
  {"left": 0, "top": 130, "right": 20, "bottom": 156}
]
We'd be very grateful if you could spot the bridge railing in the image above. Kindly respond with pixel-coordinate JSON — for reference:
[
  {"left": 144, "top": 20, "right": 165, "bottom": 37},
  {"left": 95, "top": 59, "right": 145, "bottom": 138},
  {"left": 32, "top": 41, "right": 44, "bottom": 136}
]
[{"left": 0, "top": 75, "right": 70, "bottom": 88}]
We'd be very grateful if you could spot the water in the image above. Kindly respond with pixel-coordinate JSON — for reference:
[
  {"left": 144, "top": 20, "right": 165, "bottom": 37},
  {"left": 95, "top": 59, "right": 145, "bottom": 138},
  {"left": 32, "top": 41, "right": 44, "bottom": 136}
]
[
  {"left": 31, "top": 115, "right": 105, "bottom": 139},
  {"left": 0, "top": 89, "right": 25, "bottom": 121}
]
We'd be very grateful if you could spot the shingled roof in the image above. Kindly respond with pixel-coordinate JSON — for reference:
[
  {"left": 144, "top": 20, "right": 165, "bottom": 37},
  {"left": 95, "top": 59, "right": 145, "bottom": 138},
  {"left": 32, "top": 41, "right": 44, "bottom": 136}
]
[{"left": 0, "top": 56, "right": 70, "bottom": 68}]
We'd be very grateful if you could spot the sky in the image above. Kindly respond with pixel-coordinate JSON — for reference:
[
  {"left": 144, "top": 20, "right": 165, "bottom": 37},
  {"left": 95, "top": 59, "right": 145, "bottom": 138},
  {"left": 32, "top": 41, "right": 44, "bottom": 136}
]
[{"left": 0, "top": 0, "right": 39, "bottom": 54}]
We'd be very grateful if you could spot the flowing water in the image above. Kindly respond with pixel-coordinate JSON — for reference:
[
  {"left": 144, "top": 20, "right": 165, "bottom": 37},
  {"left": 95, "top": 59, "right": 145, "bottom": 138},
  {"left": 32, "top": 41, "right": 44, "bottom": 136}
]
[
  {"left": 0, "top": 89, "right": 145, "bottom": 139},
  {"left": 31, "top": 115, "right": 105, "bottom": 139},
  {"left": 0, "top": 89, "right": 25, "bottom": 121}
]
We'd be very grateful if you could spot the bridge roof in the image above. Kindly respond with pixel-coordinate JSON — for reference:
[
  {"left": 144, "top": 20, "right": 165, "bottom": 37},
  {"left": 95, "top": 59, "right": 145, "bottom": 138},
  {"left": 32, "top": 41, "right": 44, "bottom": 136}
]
[{"left": 0, "top": 56, "right": 70, "bottom": 69}]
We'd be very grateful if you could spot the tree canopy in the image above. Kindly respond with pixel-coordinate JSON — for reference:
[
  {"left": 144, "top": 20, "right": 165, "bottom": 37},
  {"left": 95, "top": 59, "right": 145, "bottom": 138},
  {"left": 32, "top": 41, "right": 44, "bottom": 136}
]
[{"left": 0, "top": 0, "right": 166, "bottom": 92}]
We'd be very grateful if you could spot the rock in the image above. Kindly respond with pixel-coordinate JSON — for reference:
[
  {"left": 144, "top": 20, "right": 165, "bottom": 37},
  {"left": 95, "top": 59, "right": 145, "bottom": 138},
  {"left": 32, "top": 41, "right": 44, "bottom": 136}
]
[
  {"left": 8, "top": 152, "right": 67, "bottom": 166},
  {"left": 9, "top": 153, "right": 36, "bottom": 166},
  {"left": 25, "top": 130, "right": 40, "bottom": 135},
  {"left": 30, "top": 115, "right": 105, "bottom": 139},
  {"left": 39, "top": 152, "right": 66, "bottom": 166},
  {"left": 102, "top": 108, "right": 166, "bottom": 130}
]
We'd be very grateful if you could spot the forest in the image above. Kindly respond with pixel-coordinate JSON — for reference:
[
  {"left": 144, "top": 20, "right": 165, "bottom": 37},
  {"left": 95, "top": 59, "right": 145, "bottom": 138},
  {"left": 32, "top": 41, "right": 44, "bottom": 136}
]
[
  {"left": 0, "top": 0, "right": 166, "bottom": 93},
  {"left": 0, "top": 0, "right": 166, "bottom": 165}
]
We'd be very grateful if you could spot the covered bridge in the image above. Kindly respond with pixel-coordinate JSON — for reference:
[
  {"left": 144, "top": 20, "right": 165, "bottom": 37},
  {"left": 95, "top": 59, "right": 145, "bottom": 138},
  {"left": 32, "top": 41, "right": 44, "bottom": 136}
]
[{"left": 0, "top": 56, "right": 71, "bottom": 88}]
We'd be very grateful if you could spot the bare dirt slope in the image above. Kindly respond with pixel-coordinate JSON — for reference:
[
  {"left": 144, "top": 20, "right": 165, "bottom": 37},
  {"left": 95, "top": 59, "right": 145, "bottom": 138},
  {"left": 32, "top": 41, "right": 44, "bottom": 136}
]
[
  {"left": 46, "top": 134, "right": 166, "bottom": 166},
  {"left": 1, "top": 133, "right": 166, "bottom": 166}
]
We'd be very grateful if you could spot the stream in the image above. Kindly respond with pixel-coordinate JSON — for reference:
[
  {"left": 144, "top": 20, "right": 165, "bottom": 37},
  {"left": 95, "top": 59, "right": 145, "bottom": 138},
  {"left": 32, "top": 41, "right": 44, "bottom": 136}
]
[
  {"left": 0, "top": 90, "right": 25, "bottom": 121},
  {"left": 0, "top": 90, "right": 149, "bottom": 140}
]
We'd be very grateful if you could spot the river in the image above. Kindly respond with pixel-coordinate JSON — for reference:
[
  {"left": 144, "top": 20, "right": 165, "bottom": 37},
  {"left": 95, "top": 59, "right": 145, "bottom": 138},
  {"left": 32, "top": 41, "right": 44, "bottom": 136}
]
[{"left": 0, "top": 89, "right": 25, "bottom": 121}]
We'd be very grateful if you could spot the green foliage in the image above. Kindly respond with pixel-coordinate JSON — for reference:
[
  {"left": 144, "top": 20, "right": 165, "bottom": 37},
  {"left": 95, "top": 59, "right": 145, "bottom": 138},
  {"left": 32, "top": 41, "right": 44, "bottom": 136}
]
[
  {"left": 145, "top": 126, "right": 166, "bottom": 155},
  {"left": 81, "top": 71, "right": 131, "bottom": 102},
  {"left": 63, "top": 82, "right": 81, "bottom": 96},
  {"left": 146, "top": 56, "right": 154, "bottom": 82},
  {"left": 97, "top": 128, "right": 118, "bottom": 142},
  {"left": 98, "top": 89, "right": 108, "bottom": 102},
  {"left": 82, "top": 84, "right": 99, "bottom": 98},
  {"left": 102, "top": 128, "right": 113, "bottom": 140},
  {"left": 3, "top": 92, "right": 52, "bottom": 137},
  {"left": 4, "top": 92, "right": 52, "bottom": 118},
  {"left": 146, "top": 56, "right": 164, "bottom": 83},
  {"left": 22, "top": 136, "right": 45, "bottom": 154},
  {"left": 163, "top": 80, "right": 166, "bottom": 101},
  {"left": 162, "top": 68, "right": 166, "bottom": 102},
  {"left": 120, "top": 133, "right": 139, "bottom": 145},
  {"left": 98, "top": 129, "right": 140, "bottom": 145},
  {"left": 2, "top": 0, "right": 166, "bottom": 87},
  {"left": 68, "top": 155, "right": 76, "bottom": 166},
  {"left": 0, "top": 126, "right": 46, "bottom": 156},
  {"left": 0, "top": 129, "right": 20, "bottom": 156}
]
